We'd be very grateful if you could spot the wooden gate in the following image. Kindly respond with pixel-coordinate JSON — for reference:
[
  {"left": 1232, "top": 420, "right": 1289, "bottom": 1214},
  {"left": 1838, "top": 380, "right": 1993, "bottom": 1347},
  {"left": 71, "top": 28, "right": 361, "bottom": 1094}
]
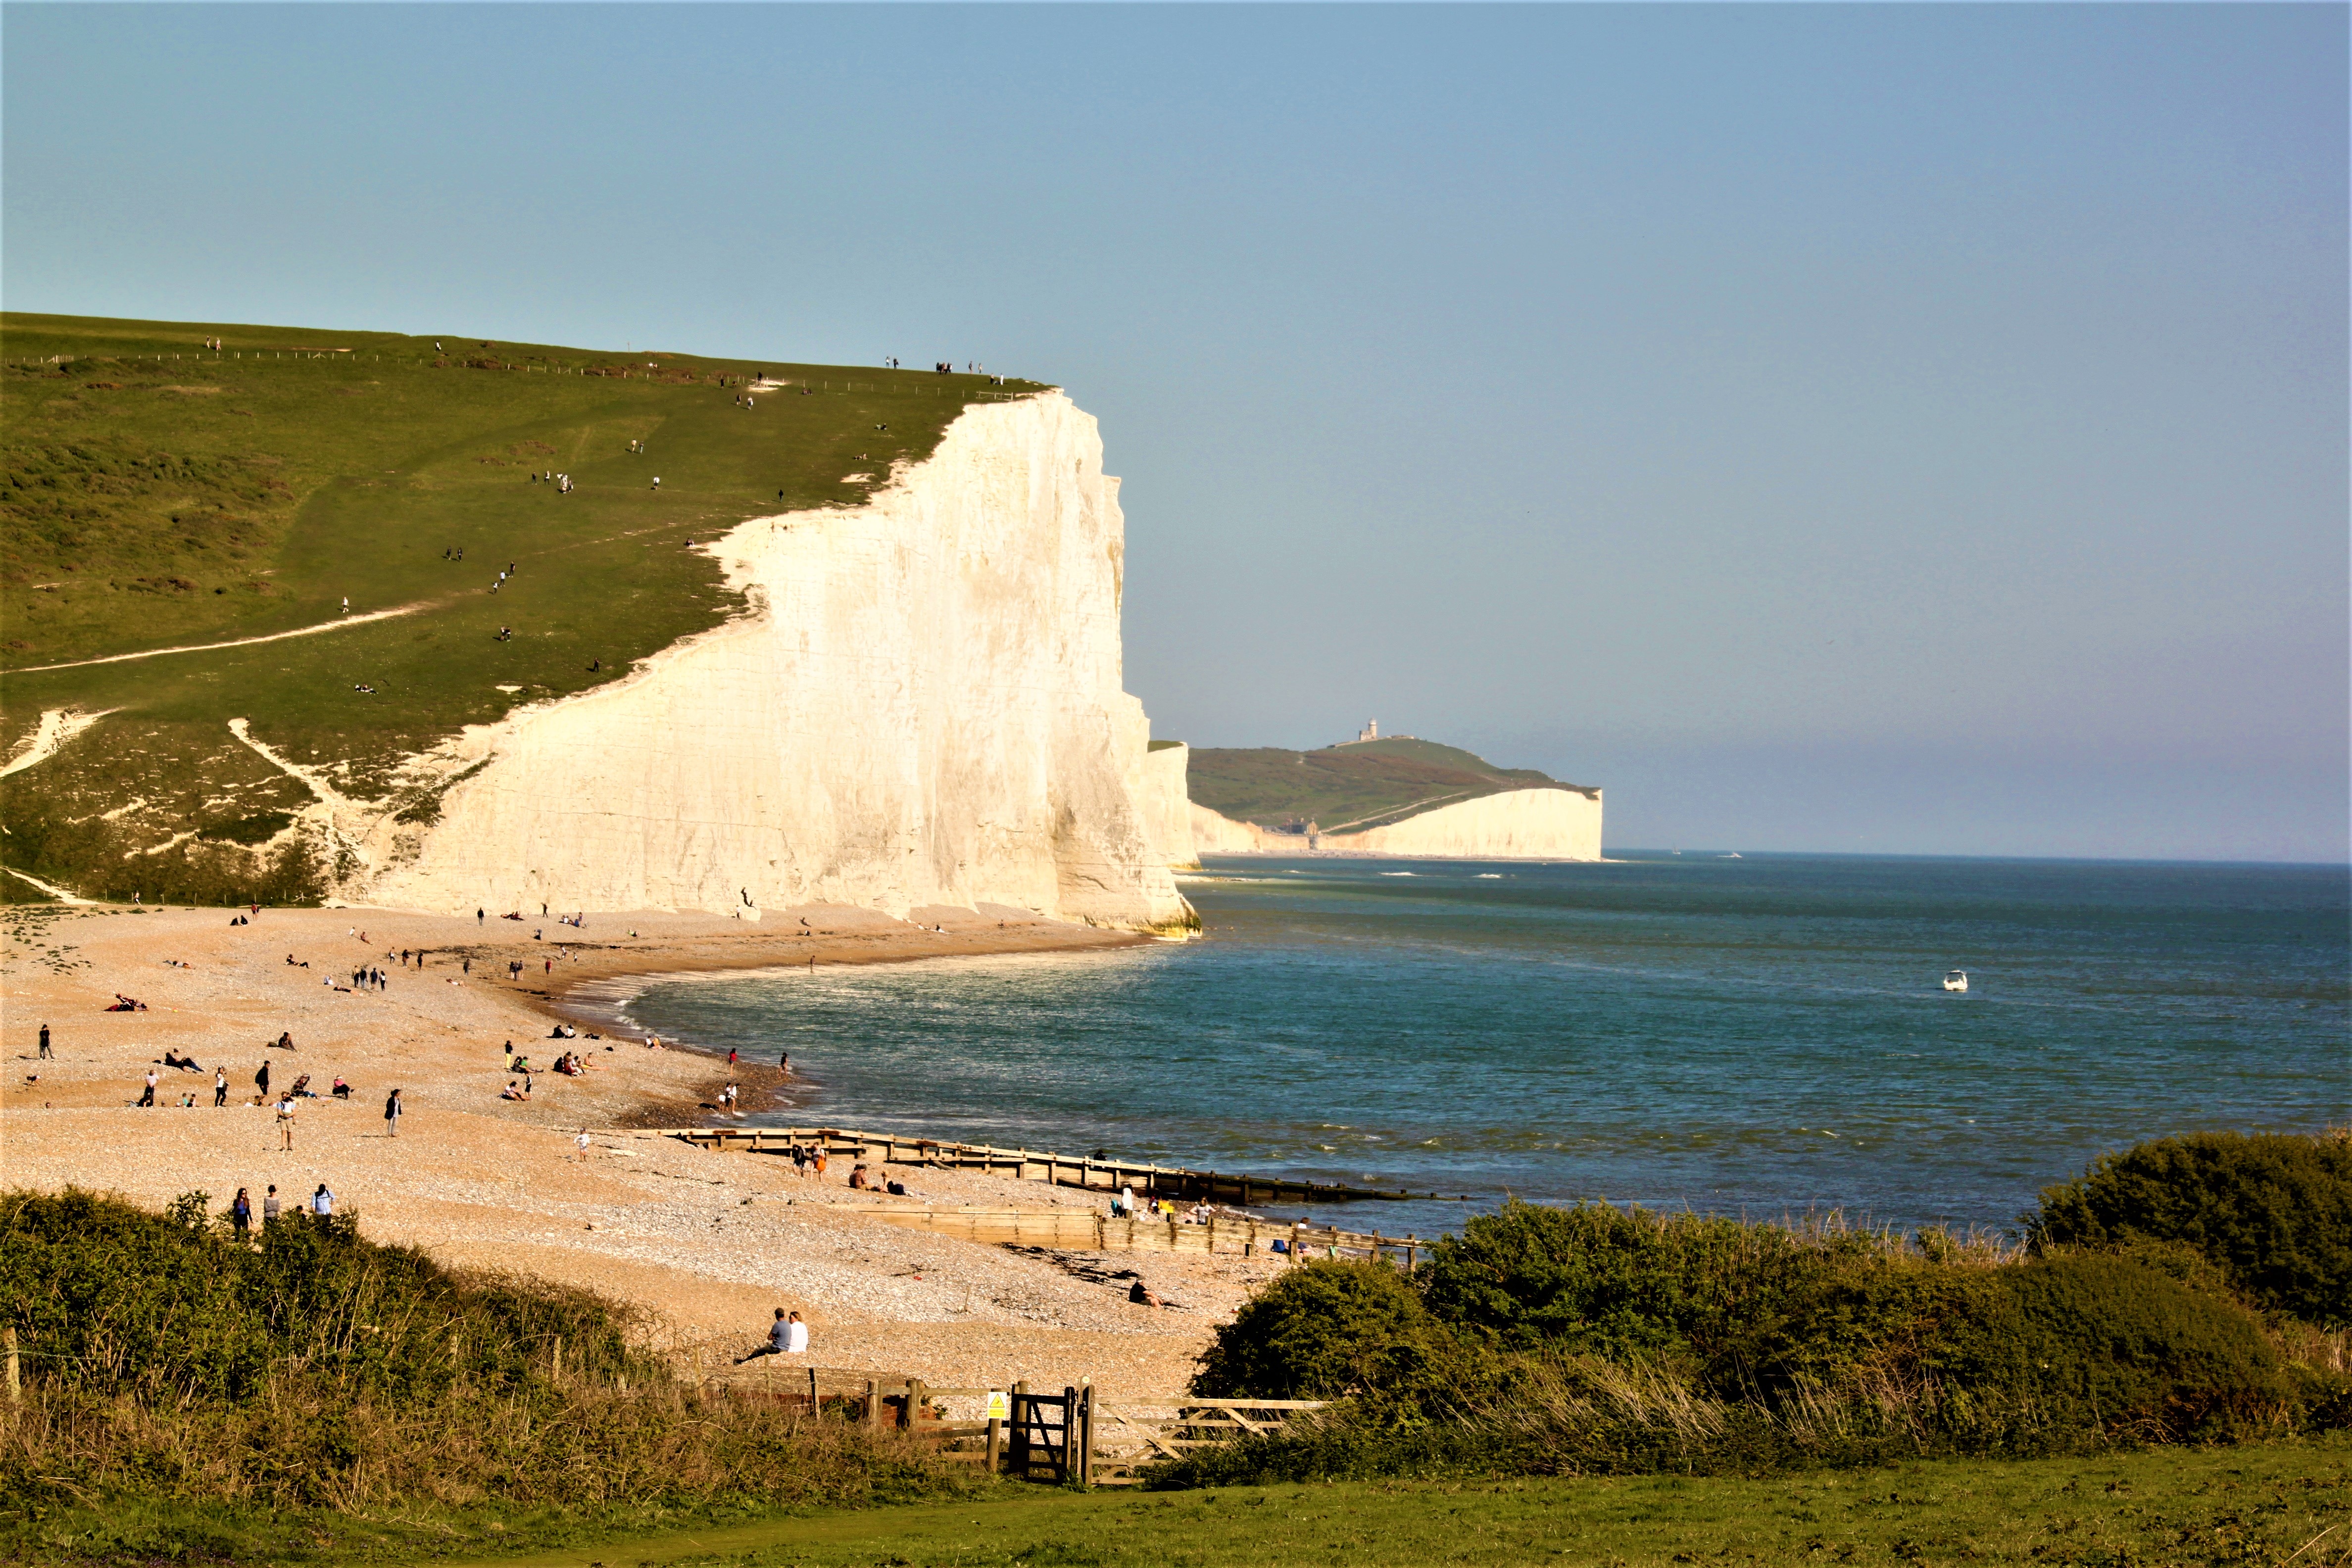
[
  {"left": 1082, "top": 1398, "right": 1326, "bottom": 1485},
  {"left": 1008, "top": 1383, "right": 1085, "bottom": 1484}
]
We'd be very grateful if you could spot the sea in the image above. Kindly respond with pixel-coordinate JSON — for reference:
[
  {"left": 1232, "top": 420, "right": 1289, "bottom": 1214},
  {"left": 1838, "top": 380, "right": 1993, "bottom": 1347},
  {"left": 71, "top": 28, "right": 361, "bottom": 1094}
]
[{"left": 610, "top": 853, "right": 2350, "bottom": 1241}]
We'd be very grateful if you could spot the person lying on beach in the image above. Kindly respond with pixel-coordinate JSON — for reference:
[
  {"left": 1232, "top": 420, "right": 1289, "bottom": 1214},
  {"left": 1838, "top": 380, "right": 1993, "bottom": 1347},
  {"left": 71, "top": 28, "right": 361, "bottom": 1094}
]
[
  {"left": 162, "top": 1050, "right": 201, "bottom": 1072},
  {"left": 106, "top": 995, "right": 147, "bottom": 1012},
  {"left": 1127, "top": 1279, "right": 1165, "bottom": 1308}
]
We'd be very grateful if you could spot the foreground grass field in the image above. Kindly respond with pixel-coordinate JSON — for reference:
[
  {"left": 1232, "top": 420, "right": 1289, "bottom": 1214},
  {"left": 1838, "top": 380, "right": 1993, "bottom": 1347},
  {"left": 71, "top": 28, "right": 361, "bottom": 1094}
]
[
  {"left": 0, "top": 313, "right": 1038, "bottom": 902},
  {"left": 14, "top": 1439, "right": 2344, "bottom": 1567}
]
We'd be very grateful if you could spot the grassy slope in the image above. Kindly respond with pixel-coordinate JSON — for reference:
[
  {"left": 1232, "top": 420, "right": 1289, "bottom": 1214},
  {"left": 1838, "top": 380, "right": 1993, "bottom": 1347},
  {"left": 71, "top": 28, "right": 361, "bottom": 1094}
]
[
  {"left": 17, "top": 1439, "right": 2344, "bottom": 1566},
  {"left": 0, "top": 312, "right": 1040, "bottom": 903},
  {"left": 1187, "top": 736, "right": 1595, "bottom": 833}
]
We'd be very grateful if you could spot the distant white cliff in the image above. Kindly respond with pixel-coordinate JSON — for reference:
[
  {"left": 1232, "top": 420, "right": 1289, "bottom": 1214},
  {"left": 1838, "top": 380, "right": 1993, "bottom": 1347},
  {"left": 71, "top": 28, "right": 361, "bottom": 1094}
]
[
  {"left": 1182, "top": 789, "right": 1602, "bottom": 862},
  {"left": 363, "top": 392, "right": 1193, "bottom": 930}
]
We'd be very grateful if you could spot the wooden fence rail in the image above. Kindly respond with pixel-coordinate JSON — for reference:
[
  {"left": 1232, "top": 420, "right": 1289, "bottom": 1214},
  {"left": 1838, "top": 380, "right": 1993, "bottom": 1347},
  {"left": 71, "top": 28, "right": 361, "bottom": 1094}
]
[{"left": 717, "top": 1365, "right": 1323, "bottom": 1484}]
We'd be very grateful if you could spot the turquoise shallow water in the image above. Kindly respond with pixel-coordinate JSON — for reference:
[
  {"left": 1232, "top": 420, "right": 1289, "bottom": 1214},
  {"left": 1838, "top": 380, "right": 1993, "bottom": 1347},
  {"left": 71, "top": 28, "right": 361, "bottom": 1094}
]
[{"left": 616, "top": 853, "right": 2349, "bottom": 1237}]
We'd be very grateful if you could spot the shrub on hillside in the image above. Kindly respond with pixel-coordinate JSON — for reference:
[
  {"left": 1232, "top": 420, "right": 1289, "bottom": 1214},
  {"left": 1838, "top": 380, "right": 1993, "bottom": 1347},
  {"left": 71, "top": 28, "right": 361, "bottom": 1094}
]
[
  {"left": 1415, "top": 1201, "right": 1960, "bottom": 1399},
  {"left": 2026, "top": 1131, "right": 2352, "bottom": 1327},
  {"left": 2, "top": 1187, "right": 640, "bottom": 1403},
  {"left": 1949, "top": 1253, "right": 2288, "bottom": 1440},
  {"left": 1192, "top": 1260, "right": 1488, "bottom": 1408},
  {"left": 0, "top": 1190, "right": 971, "bottom": 1514}
]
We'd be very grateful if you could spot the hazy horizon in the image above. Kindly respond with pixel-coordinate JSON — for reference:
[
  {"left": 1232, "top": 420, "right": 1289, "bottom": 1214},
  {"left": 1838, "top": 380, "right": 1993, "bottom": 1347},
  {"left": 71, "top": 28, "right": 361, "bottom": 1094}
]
[{"left": 5, "top": 4, "right": 2343, "bottom": 862}]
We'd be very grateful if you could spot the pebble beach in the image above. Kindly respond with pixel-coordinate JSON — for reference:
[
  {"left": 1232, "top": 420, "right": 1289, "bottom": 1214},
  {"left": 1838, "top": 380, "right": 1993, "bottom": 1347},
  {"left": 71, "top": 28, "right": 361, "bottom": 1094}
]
[{"left": 0, "top": 899, "right": 1288, "bottom": 1399}]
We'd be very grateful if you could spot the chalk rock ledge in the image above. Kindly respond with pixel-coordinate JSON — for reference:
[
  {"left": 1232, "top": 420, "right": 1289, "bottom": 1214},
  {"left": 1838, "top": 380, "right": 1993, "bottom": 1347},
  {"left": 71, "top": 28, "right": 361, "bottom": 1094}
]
[{"left": 364, "top": 392, "right": 1193, "bottom": 931}]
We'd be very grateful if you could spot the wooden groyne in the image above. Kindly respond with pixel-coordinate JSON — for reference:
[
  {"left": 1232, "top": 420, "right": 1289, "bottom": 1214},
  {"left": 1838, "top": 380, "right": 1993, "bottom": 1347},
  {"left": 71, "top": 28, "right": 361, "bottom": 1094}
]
[
  {"left": 853, "top": 1205, "right": 1430, "bottom": 1265},
  {"left": 647, "top": 1123, "right": 1470, "bottom": 1206}
]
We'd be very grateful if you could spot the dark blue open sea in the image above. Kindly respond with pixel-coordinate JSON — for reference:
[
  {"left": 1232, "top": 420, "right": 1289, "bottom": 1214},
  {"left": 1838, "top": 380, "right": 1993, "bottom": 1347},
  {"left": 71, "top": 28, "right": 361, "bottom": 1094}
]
[{"left": 618, "top": 854, "right": 2349, "bottom": 1239}]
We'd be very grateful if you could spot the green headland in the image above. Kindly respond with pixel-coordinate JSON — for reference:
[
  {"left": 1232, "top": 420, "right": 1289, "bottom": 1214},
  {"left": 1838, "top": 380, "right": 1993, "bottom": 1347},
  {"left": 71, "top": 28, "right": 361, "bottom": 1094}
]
[
  {"left": 0, "top": 312, "right": 1041, "bottom": 903},
  {"left": 1184, "top": 735, "right": 1594, "bottom": 832}
]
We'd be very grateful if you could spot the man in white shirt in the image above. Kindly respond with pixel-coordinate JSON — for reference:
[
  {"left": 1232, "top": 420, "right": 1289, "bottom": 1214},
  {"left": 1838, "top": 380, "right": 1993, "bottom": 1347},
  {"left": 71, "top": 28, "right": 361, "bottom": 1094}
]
[{"left": 312, "top": 1183, "right": 333, "bottom": 1216}]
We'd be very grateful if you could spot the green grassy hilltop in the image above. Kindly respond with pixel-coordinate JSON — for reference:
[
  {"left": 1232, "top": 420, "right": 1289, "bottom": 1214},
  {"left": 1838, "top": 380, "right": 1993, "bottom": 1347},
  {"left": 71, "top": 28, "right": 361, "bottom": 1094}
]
[
  {"left": 0, "top": 312, "right": 1042, "bottom": 903},
  {"left": 1185, "top": 736, "right": 1594, "bottom": 833}
]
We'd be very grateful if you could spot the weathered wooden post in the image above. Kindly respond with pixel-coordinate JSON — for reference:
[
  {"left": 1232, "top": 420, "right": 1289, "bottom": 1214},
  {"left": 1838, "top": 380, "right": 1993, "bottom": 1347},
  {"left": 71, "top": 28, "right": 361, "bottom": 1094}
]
[
  {"left": 866, "top": 1376, "right": 883, "bottom": 1429},
  {"left": 986, "top": 1391, "right": 1004, "bottom": 1474},
  {"left": 1061, "top": 1385, "right": 1078, "bottom": 1479},
  {"left": 1010, "top": 1379, "right": 1030, "bottom": 1479},
  {"left": 902, "top": 1376, "right": 925, "bottom": 1430},
  {"left": 1078, "top": 1382, "right": 1094, "bottom": 1487}
]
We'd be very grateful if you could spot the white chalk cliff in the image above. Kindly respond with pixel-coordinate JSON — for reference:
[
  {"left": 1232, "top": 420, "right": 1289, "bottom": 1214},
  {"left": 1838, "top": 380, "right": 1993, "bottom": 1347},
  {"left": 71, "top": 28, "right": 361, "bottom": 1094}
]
[
  {"left": 1185, "top": 789, "right": 1601, "bottom": 861},
  {"left": 363, "top": 392, "right": 1194, "bottom": 931},
  {"left": 1325, "top": 787, "right": 1601, "bottom": 859}
]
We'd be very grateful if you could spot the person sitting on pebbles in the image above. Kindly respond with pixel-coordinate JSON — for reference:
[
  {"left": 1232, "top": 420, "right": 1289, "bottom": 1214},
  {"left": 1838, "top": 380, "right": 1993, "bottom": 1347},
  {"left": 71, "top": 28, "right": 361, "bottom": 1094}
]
[
  {"left": 1127, "top": 1278, "right": 1165, "bottom": 1309},
  {"left": 735, "top": 1309, "right": 808, "bottom": 1363}
]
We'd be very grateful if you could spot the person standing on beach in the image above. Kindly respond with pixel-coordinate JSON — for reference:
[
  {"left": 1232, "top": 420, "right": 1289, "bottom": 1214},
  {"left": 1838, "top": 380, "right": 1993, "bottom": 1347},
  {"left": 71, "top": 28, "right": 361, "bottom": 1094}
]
[
  {"left": 213, "top": 1068, "right": 228, "bottom": 1107},
  {"left": 276, "top": 1094, "right": 296, "bottom": 1150},
  {"left": 312, "top": 1183, "right": 333, "bottom": 1216},
  {"left": 139, "top": 1068, "right": 158, "bottom": 1107},
  {"left": 38, "top": 1024, "right": 50, "bottom": 1059},
  {"left": 262, "top": 1185, "right": 282, "bottom": 1227},
  {"left": 575, "top": 1128, "right": 591, "bottom": 1163},
  {"left": 231, "top": 1187, "right": 252, "bottom": 1239},
  {"left": 385, "top": 1088, "right": 403, "bottom": 1137},
  {"left": 256, "top": 1060, "right": 270, "bottom": 1099}
]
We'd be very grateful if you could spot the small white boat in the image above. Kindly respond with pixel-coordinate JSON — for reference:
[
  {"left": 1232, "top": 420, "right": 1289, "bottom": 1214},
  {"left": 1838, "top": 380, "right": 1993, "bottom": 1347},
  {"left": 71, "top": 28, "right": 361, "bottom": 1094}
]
[{"left": 1942, "top": 970, "right": 1969, "bottom": 993}]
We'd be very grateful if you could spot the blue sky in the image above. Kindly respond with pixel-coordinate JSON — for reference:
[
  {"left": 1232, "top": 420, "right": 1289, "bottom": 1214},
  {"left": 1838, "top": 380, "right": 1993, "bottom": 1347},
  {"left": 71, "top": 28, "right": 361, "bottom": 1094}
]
[{"left": 5, "top": 4, "right": 2344, "bottom": 859}]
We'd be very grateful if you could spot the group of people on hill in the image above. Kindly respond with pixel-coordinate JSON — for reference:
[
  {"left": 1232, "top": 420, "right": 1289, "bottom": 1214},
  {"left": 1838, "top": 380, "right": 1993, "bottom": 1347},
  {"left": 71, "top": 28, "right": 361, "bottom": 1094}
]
[{"left": 529, "top": 470, "right": 573, "bottom": 493}]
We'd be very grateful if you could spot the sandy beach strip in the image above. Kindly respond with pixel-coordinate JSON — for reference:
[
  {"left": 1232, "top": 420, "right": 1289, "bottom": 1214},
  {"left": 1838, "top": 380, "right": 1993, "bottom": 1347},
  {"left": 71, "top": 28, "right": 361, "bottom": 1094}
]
[{"left": 0, "top": 901, "right": 1268, "bottom": 1397}]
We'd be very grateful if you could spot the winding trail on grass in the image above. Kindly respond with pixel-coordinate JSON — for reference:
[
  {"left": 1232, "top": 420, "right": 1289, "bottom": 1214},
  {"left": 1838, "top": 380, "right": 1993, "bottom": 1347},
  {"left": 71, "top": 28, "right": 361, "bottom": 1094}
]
[
  {"left": 7, "top": 600, "right": 433, "bottom": 675},
  {"left": 1, "top": 706, "right": 117, "bottom": 778}
]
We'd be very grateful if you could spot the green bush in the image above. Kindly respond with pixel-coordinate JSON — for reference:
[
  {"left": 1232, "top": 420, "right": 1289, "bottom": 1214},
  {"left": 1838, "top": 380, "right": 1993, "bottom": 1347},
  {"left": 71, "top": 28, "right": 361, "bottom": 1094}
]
[
  {"left": 1192, "top": 1260, "right": 1487, "bottom": 1407},
  {"left": 1416, "top": 1200, "right": 1950, "bottom": 1399},
  {"left": 1951, "top": 1254, "right": 2288, "bottom": 1439},
  {"left": 2027, "top": 1131, "right": 2352, "bottom": 1327},
  {"left": 1, "top": 1187, "right": 640, "bottom": 1404},
  {"left": 0, "top": 1190, "right": 971, "bottom": 1515}
]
